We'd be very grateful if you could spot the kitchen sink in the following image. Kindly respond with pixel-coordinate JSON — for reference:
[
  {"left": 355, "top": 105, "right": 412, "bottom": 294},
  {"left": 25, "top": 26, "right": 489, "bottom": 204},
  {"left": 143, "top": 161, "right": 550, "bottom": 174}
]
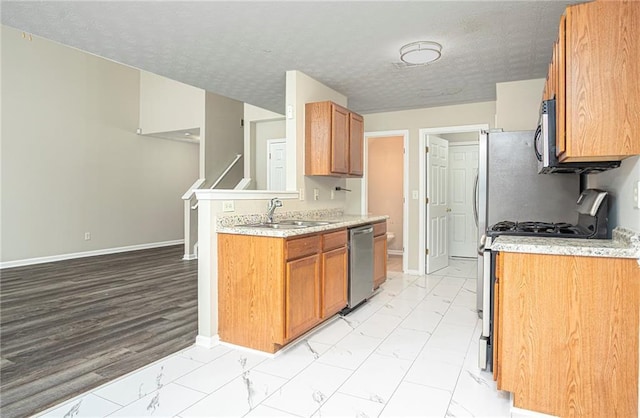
[
  {"left": 238, "top": 223, "right": 308, "bottom": 229},
  {"left": 236, "top": 219, "right": 337, "bottom": 229},
  {"left": 278, "top": 219, "right": 334, "bottom": 226}
]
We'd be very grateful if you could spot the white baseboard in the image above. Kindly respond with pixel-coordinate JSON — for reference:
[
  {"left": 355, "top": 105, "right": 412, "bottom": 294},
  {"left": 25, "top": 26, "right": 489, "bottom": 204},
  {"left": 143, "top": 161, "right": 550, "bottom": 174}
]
[
  {"left": 195, "top": 334, "right": 220, "bottom": 349},
  {"left": 182, "top": 254, "right": 197, "bottom": 260},
  {"left": 0, "top": 239, "right": 184, "bottom": 269},
  {"left": 388, "top": 250, "right": 403, "bottom": 256},
  {"left": 405, "top": 269, "right": 422, "bottom": 275}
]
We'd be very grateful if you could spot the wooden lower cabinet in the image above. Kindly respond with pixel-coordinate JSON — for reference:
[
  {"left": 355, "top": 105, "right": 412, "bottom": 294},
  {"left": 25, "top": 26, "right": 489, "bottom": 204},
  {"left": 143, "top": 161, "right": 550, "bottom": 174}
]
[
  {"left": 495, "top": 252, "right": 639, "bottom": 416},
  {"left": 373, "top": 221, "right": 387, "bottom": 289},
  {"left": 285, "top": 254, "right": 321, "bottom": 340},
  {"left": 321, "top": 246, "right": 347, "bottom": 318},
  {"left": 218, "top": 228, "right": 348, "bottom": 353}
]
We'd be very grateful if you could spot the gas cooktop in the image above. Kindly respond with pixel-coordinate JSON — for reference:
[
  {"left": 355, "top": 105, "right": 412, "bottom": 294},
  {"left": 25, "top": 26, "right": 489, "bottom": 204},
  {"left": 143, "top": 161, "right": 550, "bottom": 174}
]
[{"left": 488, "top": 220, "right": 592, "bottom": 238}]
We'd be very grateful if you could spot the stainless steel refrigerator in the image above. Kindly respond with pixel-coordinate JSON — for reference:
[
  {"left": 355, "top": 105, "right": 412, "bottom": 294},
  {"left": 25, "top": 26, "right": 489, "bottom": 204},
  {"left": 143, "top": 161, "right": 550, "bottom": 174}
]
[{"left": 475, "top": 131, "right": 580, "bottom": 313}]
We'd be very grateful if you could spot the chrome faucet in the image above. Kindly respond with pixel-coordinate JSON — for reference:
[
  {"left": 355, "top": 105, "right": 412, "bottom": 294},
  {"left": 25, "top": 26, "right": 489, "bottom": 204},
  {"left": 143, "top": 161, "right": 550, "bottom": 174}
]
[{"left": 266, "top": 198, "right": 282, "bottom": 223}]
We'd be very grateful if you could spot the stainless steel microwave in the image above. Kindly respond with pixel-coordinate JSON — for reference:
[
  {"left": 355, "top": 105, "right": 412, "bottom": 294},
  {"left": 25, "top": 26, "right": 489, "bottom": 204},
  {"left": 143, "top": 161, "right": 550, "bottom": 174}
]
[{"left": 534, "top": 99, "right": 620, "bottom": 174}]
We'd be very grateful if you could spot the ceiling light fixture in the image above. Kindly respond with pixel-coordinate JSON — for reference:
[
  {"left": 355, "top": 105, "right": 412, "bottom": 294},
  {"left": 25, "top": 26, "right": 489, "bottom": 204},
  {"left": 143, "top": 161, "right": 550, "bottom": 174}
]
[{"left": 399, "top": 41, "right": 442, "bottom": 65}]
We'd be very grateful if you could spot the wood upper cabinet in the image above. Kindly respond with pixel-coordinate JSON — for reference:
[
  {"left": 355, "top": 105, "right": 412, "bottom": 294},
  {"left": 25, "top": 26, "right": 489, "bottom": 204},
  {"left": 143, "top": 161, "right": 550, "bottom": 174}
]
[
  {"left": 348, "top": 112, "right": 364, "bottom": 176},
  {"left": 218, "top": 228, "right": 348, "bottom": 353},
  {"left": 305, "top": 101, "right": 364, "bottom": 177},
  {"left": 495, "top": 251, "right": 639, "bottom": 417},
  {"left": 548, "top": 1, "right": 640, "bottom": 161},
  {"left": 373, "top": 221, "right": 387, "bottom": 289}
]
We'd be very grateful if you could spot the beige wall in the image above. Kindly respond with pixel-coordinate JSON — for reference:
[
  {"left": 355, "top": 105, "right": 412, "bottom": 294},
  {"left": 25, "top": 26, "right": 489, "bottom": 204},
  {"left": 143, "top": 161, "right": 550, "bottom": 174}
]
[
  {"left": 203, "top": 91, "right": 244, "bottom": 188},
  {"left": 255, "top": 119, "right": 286, "bottom": 190},
  {"left": 347, "top": 101, "right": 496, "bottom": 271},
  {"left": 495, "top": 79, "right": 545, "bottom": 131},
  {"left": 139, "top": 70, "right": 205, "bottom": 136},
  {"left": 1, "top": 25, "right": 199, "bottom": 263},
  {"left": 368, "top": 136, "right": 404, "bottom": 252}
]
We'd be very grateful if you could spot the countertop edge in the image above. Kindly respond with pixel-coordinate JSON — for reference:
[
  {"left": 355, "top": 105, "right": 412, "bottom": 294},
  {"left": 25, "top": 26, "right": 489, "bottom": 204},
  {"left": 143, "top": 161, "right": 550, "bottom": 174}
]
[
  {"left": 491, "top": 227, "right": 640, "bottom": 259},
  {"left": 216, "top": 215, "right": 389, "bottom": 238}
]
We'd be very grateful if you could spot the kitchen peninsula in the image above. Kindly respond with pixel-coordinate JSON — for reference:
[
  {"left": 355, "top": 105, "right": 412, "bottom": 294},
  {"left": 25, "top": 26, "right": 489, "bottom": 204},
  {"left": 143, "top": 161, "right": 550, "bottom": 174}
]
[{"left": 217, "top": 211, "right": 388, "bottom": 353}]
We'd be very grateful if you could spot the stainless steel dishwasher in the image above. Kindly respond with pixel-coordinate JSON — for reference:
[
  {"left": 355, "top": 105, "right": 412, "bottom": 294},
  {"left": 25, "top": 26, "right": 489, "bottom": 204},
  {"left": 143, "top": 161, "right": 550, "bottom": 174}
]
[{"left": 347, "top": 224, "right": 374, "bottom": 309}]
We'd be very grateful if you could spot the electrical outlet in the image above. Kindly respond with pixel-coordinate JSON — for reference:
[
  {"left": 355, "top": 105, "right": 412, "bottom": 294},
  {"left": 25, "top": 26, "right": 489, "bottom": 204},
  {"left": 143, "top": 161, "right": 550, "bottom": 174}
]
[
  {"left": 412, "top": 190, "right": 419, "bottom": 199},
  {"left": 222, "top": 200, "right": 235, "bottom": 212},
  {"left": 313, "top": 188, "right": 319, "bottom": 201},
  {"left": 634, "top": 180, "right": 640, "bottom": 209},
  {"left": 299, "top": 188, "right": 305, "bottom": 200},
  {"left": 84, "top": 232, "right": 91, "bottom": 241},
  {"left": 331, "top": 189, "right": 335, "bottom": 200}
]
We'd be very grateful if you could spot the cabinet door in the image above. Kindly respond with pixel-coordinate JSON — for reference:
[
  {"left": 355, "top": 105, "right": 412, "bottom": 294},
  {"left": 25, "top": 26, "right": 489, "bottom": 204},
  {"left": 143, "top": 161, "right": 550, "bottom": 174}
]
[
  {"left": 321, "top": 246, "right": 347, "bottom": 318},
  {"left": 285, "top": 254, "right": 321, "bottom": 341},
  {"left": 563, "top": 2, "right": 640, "bottom": 161},
  {"left": 492, "top": 272, "right": 501, "bottom": 386},
  {"left": 498, "top": 252, "right": 639, "bottom": 416},
  {"left": 331, "top": 104, "right": 349, "bottom": 174},
  {"left": 373, "top": 234, "right": 387, "bottom": 289},
  {"left": 348, "top": 112, "right": 364, "bottom": 176},
  {"left": 556, "top": 13, "right": 567, "bottom": 158}
]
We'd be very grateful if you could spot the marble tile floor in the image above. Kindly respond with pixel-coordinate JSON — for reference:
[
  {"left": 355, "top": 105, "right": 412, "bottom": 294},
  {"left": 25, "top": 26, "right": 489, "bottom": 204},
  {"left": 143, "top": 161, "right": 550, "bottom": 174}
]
[{"left": 38, "top": 258, "right": 514, "bottom": 418}]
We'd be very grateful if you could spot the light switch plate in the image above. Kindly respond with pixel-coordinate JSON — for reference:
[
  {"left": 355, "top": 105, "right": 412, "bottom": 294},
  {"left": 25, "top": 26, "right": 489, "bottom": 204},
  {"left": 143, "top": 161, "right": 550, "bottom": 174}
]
[{"left": 412, "top": 190, "right": 419, "bottom": 199}]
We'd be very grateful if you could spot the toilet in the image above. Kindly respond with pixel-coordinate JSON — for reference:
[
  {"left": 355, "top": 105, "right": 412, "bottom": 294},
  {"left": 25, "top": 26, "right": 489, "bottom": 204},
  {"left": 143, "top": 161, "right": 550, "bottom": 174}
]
[{"left": 387, "top": 232, "right": 395, "bottom": 245}]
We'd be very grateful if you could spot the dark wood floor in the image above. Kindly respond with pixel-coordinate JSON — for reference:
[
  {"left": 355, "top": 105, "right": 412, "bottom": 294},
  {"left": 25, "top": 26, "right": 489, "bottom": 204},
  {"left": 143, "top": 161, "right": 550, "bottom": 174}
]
[{"left": 0, "top": 245, "right": 197, "bottom": 418}]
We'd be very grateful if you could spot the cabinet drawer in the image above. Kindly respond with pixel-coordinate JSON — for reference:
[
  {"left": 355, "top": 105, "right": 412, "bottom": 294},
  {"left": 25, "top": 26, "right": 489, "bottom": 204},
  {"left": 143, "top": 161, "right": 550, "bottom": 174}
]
[
  {"left": 373, "top": 221, "right": 387, "bottom": 237},
  {"left": 322, "top": 229, "right": 347, "bottom": 252},
  {"left": 286, "top": 235, "right": 320, "bottom": 260}
]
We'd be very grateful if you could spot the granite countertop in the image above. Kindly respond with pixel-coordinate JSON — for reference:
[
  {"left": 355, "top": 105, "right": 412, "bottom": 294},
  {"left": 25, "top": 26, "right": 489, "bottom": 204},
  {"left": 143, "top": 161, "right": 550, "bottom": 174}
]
[
  {"left": 491, "top": 227, "right": 640, "bottom": 259},
  {"left": 216, "top": 211, "right": 389, "bottom": 238}
]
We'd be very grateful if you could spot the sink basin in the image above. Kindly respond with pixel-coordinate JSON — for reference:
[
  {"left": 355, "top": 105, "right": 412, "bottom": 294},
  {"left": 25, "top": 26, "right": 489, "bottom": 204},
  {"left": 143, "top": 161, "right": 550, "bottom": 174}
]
[
  {"left": 236, "top": 219, "right": 337, "bottom": 229},
  {"left": 239, "top": 223, "right": 308, "bottom": 229},
  {"left": 278, "top": 219, "right": 334, "bottom": 226}
]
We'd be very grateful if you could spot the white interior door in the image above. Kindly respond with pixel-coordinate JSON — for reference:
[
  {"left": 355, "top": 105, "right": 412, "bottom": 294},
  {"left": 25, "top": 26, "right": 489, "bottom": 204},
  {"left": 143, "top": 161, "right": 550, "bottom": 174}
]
[
  {"left": 267, "top": 139, "right": 286, "bottom": 190},
  {"left": 449, "top": 145, "right": 479, "bottom": 258},
  {"left": 426, "top": 135, "right": 449, "bottom": 274}
]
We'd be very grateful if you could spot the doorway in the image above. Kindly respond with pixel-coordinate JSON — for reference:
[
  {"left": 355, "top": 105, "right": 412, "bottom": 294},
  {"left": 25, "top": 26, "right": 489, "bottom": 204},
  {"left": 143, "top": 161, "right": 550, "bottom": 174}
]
[
  {"left": 266, "top": 138, "right": 286, "bottom": 190},
  {"left": 361, "top": 130, "right": 409, "bottom": 273},
  {"left": 418, "top": 124, "right": 488, "bottom": 275},
  {"left": 448, "top": 142, "right": 479, "bottom": 258}
]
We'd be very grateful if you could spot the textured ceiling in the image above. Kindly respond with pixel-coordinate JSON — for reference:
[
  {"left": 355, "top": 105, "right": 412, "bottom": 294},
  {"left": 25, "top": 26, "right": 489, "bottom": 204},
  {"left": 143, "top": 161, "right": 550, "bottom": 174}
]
[{"left": 1, "top": 1, "right": 581, "bottom": 115}]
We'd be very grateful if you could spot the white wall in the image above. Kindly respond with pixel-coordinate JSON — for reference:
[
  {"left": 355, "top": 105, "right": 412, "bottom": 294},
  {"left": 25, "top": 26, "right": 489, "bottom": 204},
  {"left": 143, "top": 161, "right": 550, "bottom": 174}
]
[
  {"left": 0, "top": 25, "right": 199, "bottom": 263},
  {"left": 139, "top": 70, "right": 205, "bottom": 136},
  {"left": 495, "top": 79, "right": 545, "bottom": 131},
  {"left": 348, "top": 101, "right": 497, "bottom": 271},
  {"left": 588, "top": 156, "right": 640, "bottom": 232}
]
